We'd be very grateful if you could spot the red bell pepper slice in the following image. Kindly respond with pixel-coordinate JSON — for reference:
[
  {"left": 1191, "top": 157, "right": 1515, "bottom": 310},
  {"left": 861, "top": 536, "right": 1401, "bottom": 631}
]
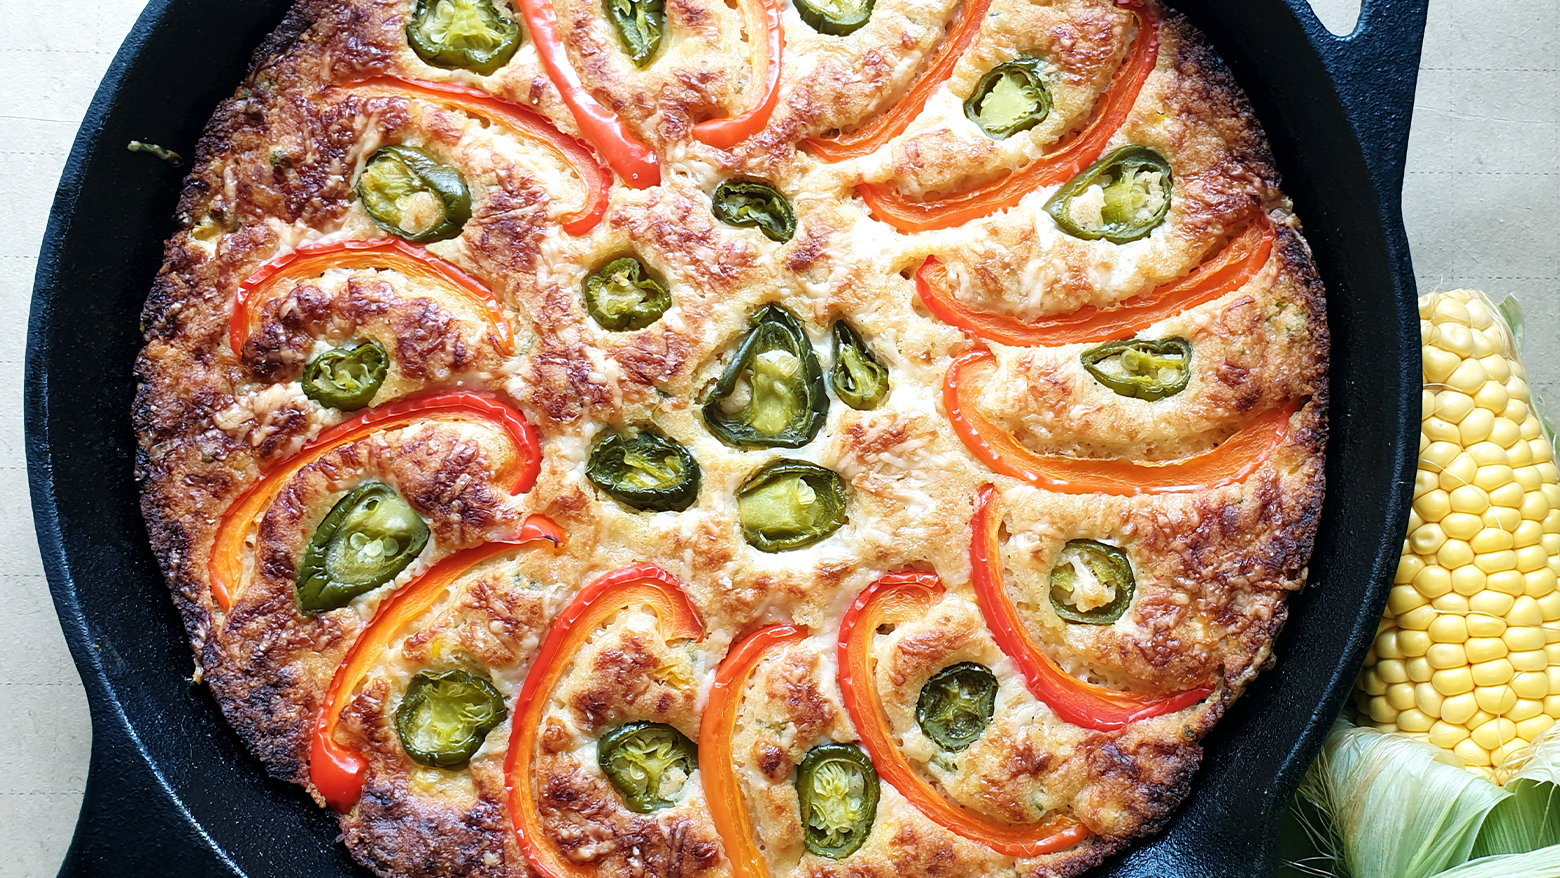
[
  {"left": 508, "top": 0, "right": 661, "bottom": 188},
  {"left": 858, "top": 0, "right": 1158, "bottom": 233},
  {"left": 310, "top": 516, "right": 564, "bottom": 812},
  {"left": 701, "top": 624, "right": 808, "bottom": 878},
  {"left": 505, "top": 564, "right": 705, "bottom": 878},
  {"left": 802, "top": 0, "right": 993, "bottom": 161},
  {"left": 230, "top": 238, "right": 513, "bottom": 356},
  {"left": 208, "top": 391, "right": 541, "bottom": 611},
  {"left": 944, "top": 350, "right": 1297, "bottom": 496},
  {"left": 334, "top": 75, "right": 613, "bottom": 232},
  {"left": 917, "top": 218, "right": 1274, "bottom": 347},
  {"left": 690, "top": 0, "right": 785, "bottom": 149},
  {"left": 838, "top": 571, "right": 1091, "bottom": 855},
  {"left": 969, "top": 485, "right": 1210, "bottom": 730}
]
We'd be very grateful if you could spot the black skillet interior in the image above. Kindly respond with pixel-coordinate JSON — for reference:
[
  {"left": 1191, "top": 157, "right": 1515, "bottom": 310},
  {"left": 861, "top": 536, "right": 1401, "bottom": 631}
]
[{"left": 26, "top": 0, "right": 1423, "bottom": 874}]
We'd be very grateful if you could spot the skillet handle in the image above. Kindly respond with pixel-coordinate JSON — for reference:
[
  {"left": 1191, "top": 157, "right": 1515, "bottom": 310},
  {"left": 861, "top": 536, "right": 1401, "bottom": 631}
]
[{"left": 1297, "top": 0, "right": 1430, "bottom": 196}]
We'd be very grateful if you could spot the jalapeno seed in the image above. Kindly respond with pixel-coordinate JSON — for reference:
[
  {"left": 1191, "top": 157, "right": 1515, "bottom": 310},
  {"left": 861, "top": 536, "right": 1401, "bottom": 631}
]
[
  {"left": 302, "top": 340, "right": 389, "bottom": 411},
  {"left": 1080, "top": 337, "right": 1192, "bottom": 401},
  {"left": 796, "top": 743, "right": 879, "bottom": 859},
  {"left": 296, "top": 481, "right": 431, "bottom": 614},
  {"left": 395, "top": 669, "right": 508, "bottom": 768},
  {"left": 584, "top": 257, "right": 671, "bottom": 331},
  {"left": 598, "top": 721, "right": 699, "bottom": 812}
]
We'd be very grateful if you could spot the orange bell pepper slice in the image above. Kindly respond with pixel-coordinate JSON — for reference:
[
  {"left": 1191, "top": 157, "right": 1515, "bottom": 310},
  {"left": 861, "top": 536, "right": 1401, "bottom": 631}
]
[
  {"left": 837, "top": 571, "right": 1091, "bottom": 855},
  {"left": 509, "top": 0, "right": 661, "bottom": 188},
  {"left": 701, "top": 624, "right": 808, "bottom": 878},
  {"left": 208, "top": 390, "right": 541, "bottom": 611},
  {"left": 333, "top": 75, "right": 613, "bottom": 232},
  {"left": 969, "top": 485, "right": 1210, "bottom": 730},
  {"left": 505, "top": 564, "right": 706, "bottom": 878},
  {"left": 944, "top": 350, "right": 1297, "bottom": 496},
  {"left": 690, "top": 0, "right": 785, "bottom": 149},
  {"left": 229, "top": 237, "right": 513, "bottom": 356},
  {"left": 917, "top": 218, "right": 1274, "bottom": 347},
  {"left": 802, "top": 0, "right": 994, "bottom": 161},
  {"left": 858, "top": 0, "right": 1159, "bottom": 233},
  {"left": 309, "top": 516, "right": 564, "bottom": 812}
]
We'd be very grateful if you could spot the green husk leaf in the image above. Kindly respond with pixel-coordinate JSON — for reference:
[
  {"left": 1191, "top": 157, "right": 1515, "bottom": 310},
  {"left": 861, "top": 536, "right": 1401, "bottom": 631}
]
[
  {"left": 1473, "top": 725, "right": 1560, "bottom": 857},
  {"left": 1432, "top": 845, "right": 1560, "bottom": 878},
  {"left": 1495, "top": 294, "right": 1558, "bottom": 454},
  {"left": 1299, "top": 721, "right": 1507, "bottom": 878}
]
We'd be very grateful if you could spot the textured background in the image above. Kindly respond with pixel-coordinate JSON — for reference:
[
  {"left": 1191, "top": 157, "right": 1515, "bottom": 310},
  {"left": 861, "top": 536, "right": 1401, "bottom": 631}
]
[{"left": 2, "top": 0, "right": 1556, "bottom": 874}]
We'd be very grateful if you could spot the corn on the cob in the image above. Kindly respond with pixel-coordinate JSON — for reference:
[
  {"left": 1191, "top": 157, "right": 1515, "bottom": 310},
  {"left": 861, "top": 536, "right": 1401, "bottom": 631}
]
[{"left": 1355, "top": 289, "right": 1560, "bottom": 772}]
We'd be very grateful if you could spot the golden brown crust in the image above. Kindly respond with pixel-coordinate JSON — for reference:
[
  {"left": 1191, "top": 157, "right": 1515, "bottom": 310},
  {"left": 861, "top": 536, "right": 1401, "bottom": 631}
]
[{"left": 133, "top": 0, "right": 1328, "bottom": 875}]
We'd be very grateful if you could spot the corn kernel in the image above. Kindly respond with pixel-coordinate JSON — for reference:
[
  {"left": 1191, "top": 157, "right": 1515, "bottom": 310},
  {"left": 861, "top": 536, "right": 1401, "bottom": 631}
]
[
  {"left": 1427, "top": 643, "right": 1468, "bottom": 669},
  {"left": 1492, "top": 739, "right": 1527, "bottom": 768},
  {"left": 1441, "top": 692, "right": 1479, "bottom": 724},
  {"left": 1474, "top": 685, "right": 1517, "bottom": 715},
  {"left": 1472, "top": 658, "right": 1515, "bottom": 687},
  {"left": 1525, "top": 568, "right": 1557, "bottom": 597},
  {"left": 1472, "top": 329, "right": 1499, "bottom": 358},
  {"left": 1399, "top": 606, "right": 1438, "bottom": 631},
  {"left": 1508, "top": 698, "right": 1544, "bottom": 722},
  {"left": 1454, "top": 738, "right": 1492, "bottom": 767},
  {"left": 1460, "top": 409, "right": 1496, "bottom": 445},
  {"left": 1517, "top": 466, "right": 1545, "bottom": 492},
  {"left": 1481, "top": 353, "right": 1511, "bottom": 381},
  {"left": 1437, "top": 391, "right": 1475, "bottom": 423},
  {"left": 1399, "top": 629, "right": 1432, "bottom": 655},
  {"left": 1465, "top": 637, "right": 1508, "bottom": 663},
  {"left": 1513, "top": 671, "right": 1548, "bottom": 700},
  {"left": 1407, "top": 657, "right": 1433, "bottom": 682},
  {"left": 1425, "top": 417, "right": 1462, "bottom": 445},
  {"left": 1423, "top": 349, "right": 1460, "bottom": 383},
  {"left": 1513, "top": 520, "right": 1543, "bottom": 546},
  {"left": 1397, "top": 708, "right": 1434, "bottom": 733},
  {"left": 1415, "top": 565, "right": 1454, "bottom": 598},
  {"left": 1468, "top": 617, "right": 1508, "bottom": 642},
  {"left": 1467, "top": 299, "right": 1495, "bottom": 329},
  {"left": 1368, "top": 695, "right": 1399, "bottom": 723},
  {"left": 1447, "top": 359, "right": 1488, "bottom": 395},
  {"left": 1415, "top": 490, "right": 1451, "bottom": 523},
  {"left": 1548, "top": 666, "right": 1560, "bottom": 695},
  {"left": 1490, "top": 483, "right": 1527, "bottom": 510},
  {"left": 1410, "top": 523, "right": 1449, "bottom": 554},
  {"left": 1388, "top": 584, "right": 1430, "bottom": 615},
  {"left": 1421, "top": 441, "right": 1462, "bottom": 473},
  {"left": 1483, "top": 506, "right": 1522, "bottom": 533},
  {"left": 1442, "top": 455, "right": 1480, "bottom": 490},
  {"left": 1468, "top": 710, "right": 1494, "bottom": 730},
  {"left": 1503, "top": 626, "right": 1545, "bottom": 652},
  {"left": 1468, "top": 441, "right": 1510, "bottom": 467},
  {"left": 1441, "top": 540, "right": 1477, "bottom": 569},
  {"left": 1475, "top": 549, "right": 1519, "bottom": 573},
  {"left": 1520, "top": 491, "right": 1551, "bottom": 521},
  {"left": 1510, "top": 650, "right": 1549, "bottom": 672},
  {"left": 1515, "top": 545, "right": 1549, "bottom": 572},
  {"left": 1451, "top": 565, "right": 1487, "bottom": 596},
  {"left": 1433, "top": 667, "right": 1476, "bottom": 696},
  {"left": 1433, "top": 594, "right": 1471, "bottom": 613},
  {"left": 1433, "top": 297, "right": 1471, "bottom": 326},
  {"left": 1538, "top": 591, "right": 1560, "bottom": 619},
  {"left": 1470, "top": 717, "right": 1517, "bottom": 752},
  {"left": 1488, "top": 570, "right": 1526, "bottom": 596},
  {"left": 1396, "top": 553, "right": 1426, "bottom": 584},
  {"left": 1470, "top": 590, "right": 1516, "bottom": 616},
  {"left": 1377, "top": 658, "right": 1408, "bottom": 684},
  {"left": 1449, "top": 486, "right": 1490, "bottom": 516},
  {"left": 1375, "top": 631, "right": 1403, "bottom": 659},
  {"left": 1475, "top": 381, "right": 1509, "bottom": 414},
  {"left": 1429, "top": 721, "right": 1470, "bottom": 748},
  {"left": 1473, "top": 528, "right": 1515, "bottom": 553},
  {"left": 1516, "top": 714, "right": 1555, "bottom": 741},
  {"left": 1428, "top": 615, "right": 1469, "bottom": 643},
  {"left": 1506, "top": 424, "right": 1533, "bottom": 458},
  {"left": 1435, "top": 322, "right": 1474, "bottom": 354},
  {"left": 1521, "top": 415, "right": 1543, "bottom": 440},
  {"left": 1549, "top": 695, "right": 1560, "bottom": 717},
  {"left": 1414, "top": 682, "right": 1444, "bottom": 716},
  {"left": 1386, "top": 682, "right": 1416, "bottom": 711}
]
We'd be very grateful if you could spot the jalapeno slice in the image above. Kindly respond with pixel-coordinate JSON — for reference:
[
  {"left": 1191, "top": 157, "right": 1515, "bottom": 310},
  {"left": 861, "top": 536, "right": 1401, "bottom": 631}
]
[
  {"left": 1044, "top": 146, "right": 1172, "bottom": 244},
  {"left": 963, "top": 58, "right": 1051, "bottom": 140},
  {"left": 395, "top": 668, "right": 508, "bottom": 768},
  {"left": 829, "top": 320, "right": 889, "bottom": 410},
  {"left": 407, "top": 0, "right": 523, "bottom": 75},
  {"left": 586, "top": 430, "right": 701, "bottom": 512},
  {"left": 712, "top": 179, "right": 796, "bottom": 244},
  {"left": 736, "top": 460, "right": 846, "bottom": 552},
  {"left": 597, "top": 721, "right": 698, "bottom": 812},
  {"left": 296, "top": 481, "right": 431, "bottom": 614},
  {"left": 1080, "top": 337, "right": 1191, "bottom": 401},
  {"left": 301, "top": 341, "right": 389, "bottom": 411},
  {"left": 796, "top": 743, "right": 879, "bottom": 859},
  {"left": 703, "top": 305, "right": 828, "bottom": 448},
  {"left": 584, "top": 257, "right": 671, "bottom": 331},
  {"left": 357, "top": 145, "right": 473, "bottom": 244},
  {"left": 606, "top": 0, "right": 665, "bottom": 67},
  {"left": 1049, "top": 539, "right": 1134, "bottom": 625},
  {"left": 794, "top": 0, "right": 873, "bottom": 35},
  {"left": 915, "top": 662, "right": 998, "bottom": 752}
]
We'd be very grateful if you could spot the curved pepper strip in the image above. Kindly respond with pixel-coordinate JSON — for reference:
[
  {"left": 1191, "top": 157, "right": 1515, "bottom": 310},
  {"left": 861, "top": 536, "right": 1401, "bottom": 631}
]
[
  {"left": 970, "top": 485, "right": 1210, "bottom": 730},
  {"left": 838, "top": 571, "right": 1091, "bottom": 855},
  {"left": 690, "top": 0, "right": 785, "bottom": 149},
  {"left": 701, "top": 624, "right": 807, "bottom": 878},
  {"left": 858, "top": 0, "right": 1158, "bottom": 232},
  {"left": 310, "top": 516, "right": 565, "bottom": 812},
  {"left": 510, "top": 0, "right": 661, "bottom": 187},
  {"left": 334, "top": 75, "right": 612, "bottom": 232},
  {"left": 505, "top": 564, "right": 706, "bottom": 878},
  {"left": 945, "top": 351, "right": 1297, "bottom": 496},
  {"left": 917, "top": 219, "right": 1274, "bottom": 347},
  {"left": 230, "top": 238, "right": 513, "bottom": 356},
  {"left": 208, "top": 391, "right": 541, "bottom": 611},
  {"left": 802, "top": 0, "right": 993, "bottom": 161}
]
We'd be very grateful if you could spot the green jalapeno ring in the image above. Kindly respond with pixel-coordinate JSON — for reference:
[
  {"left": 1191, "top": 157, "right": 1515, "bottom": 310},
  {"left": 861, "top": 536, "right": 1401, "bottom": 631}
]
[
  {"left": 829, "top": 319, "right": 890, "bottom": 410},
  {"left": 1080, "top": 337, "right": 1192, "bottom": 402},
  {"left": 736, "top": 459, "right": 847, "bottom": 553},
  {"left": 395, "top": 668, "right": 509, "bottom": 768},
  {"left": 586, "top": 430, "right": 701, "bottom": 512},
  {"left": 796, "top": 743, "right": 880, "bottom": 859},
  {"left": 607, "top": 0, "right": 665, "bottom": 66},
  {"left": 702, "top": 304, "right": 829, "bottom": 449},
  {"left": 794, "top": 0, "right": 874, "bottom": 35},
  {"left": 963, "top": 58, "right": 1052, "bottom": 140},
  {"left": 712, "top": 179, "right": 796, "bottom": 244},
  {"left": 915, "top": 662, "right": 999, "bottom": 752},
  {"left": 1043, "top": 145, "right": 1173, "bottom": 244},
  {"left": 584, "top": 256, "right": 672, "bottom": 331},
  {"left": 357, "top": 145, "right": 473, "bottom": 244},
  {"left": 296, "top": 481, "right": 431, "bottom": 614},
  {"left": 302, "top": 341, "right": 390, "bottom": 411},
  {"left": 598, "top": 721, "right": 699, "bottom": 812},
  {"left": 407, "top": 0, "right": 523, "bottom": 75},
  {"left": 1049, "top": 539, "right": 1135, "bottom": 625}
]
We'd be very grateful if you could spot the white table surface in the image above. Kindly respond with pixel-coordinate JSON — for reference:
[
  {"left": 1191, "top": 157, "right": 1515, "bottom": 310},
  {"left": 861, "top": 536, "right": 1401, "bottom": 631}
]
[{"left": 1, "top": 0, "right": 1556, "bottom": 874}]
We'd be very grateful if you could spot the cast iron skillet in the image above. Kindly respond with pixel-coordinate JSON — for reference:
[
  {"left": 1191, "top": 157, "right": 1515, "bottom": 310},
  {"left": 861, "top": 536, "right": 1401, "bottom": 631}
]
[{"left": 27, "top": 0, "right": 1425, "bottom": 874}]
